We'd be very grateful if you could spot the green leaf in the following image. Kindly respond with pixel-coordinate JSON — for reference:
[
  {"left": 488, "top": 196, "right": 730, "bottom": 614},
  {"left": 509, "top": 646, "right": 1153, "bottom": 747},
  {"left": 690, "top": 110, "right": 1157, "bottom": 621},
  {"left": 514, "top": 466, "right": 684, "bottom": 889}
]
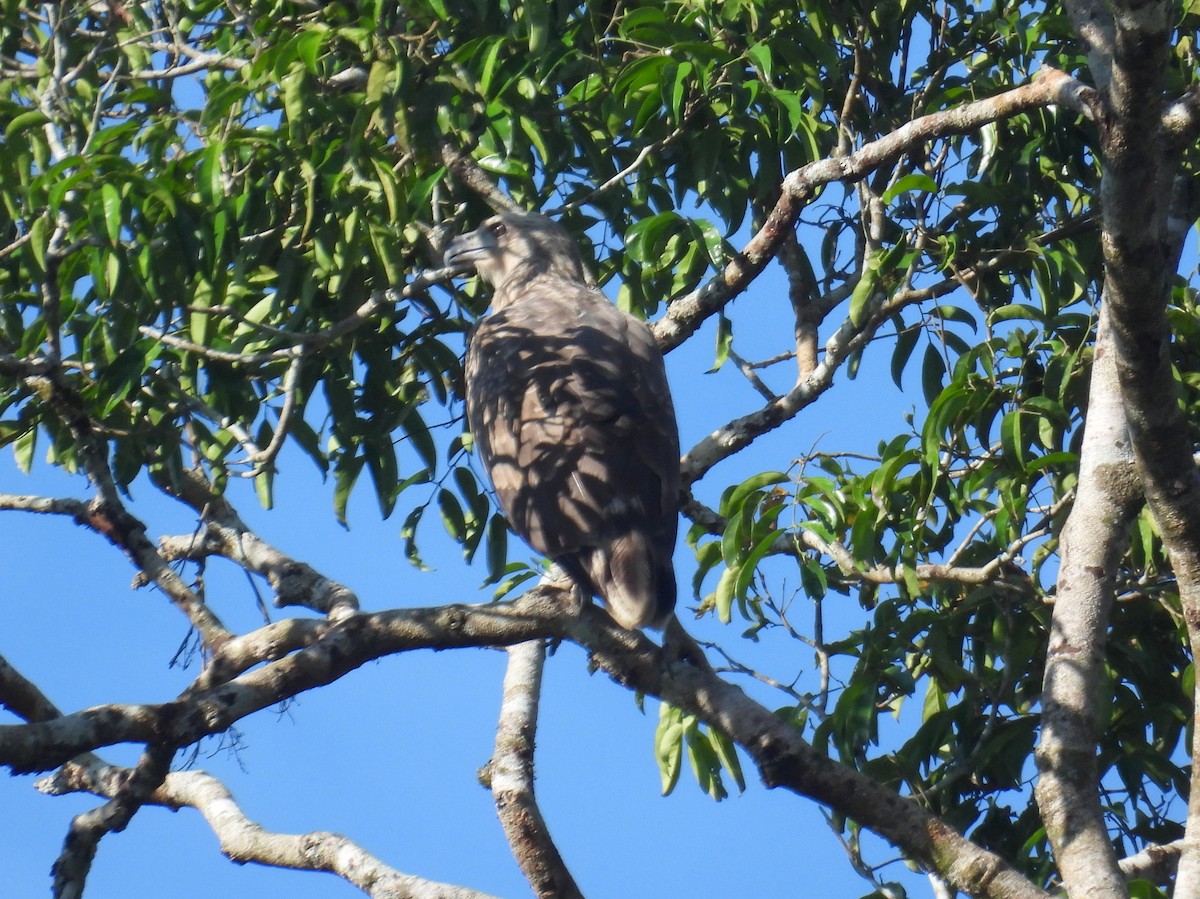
[
  {"left": 1000, "top": 409, "right": 1027, "bottom": 472},
  {"left": 484, "top": 513, "right": 509, "bottom": 584},
  {"left": 655, "top": 703, "right": 685, "bottom": 796},
  {"left": 438, "top": 488, "right": 466, "bottom": 542},
  {"left": 96, "top": 340, "right": 161, "bottom": 416},
  {"left": 333, "top": 454, "right": 364, "bottom": 527},
  {"left": 708, "top": 726, "right": 746, "bottom": 793},
  {"left": 13, "top": 426, "right": 36, "bottom": 474},
  {"left": 4, "top": 110, "right": 51, "bottom": 140},
  {"left": 401, "top": 504, "right": 431, "bottom": 570},
  {"left": 709, "top": 312, "right": 732, "bottom": 372},
  {"left": 848, "top": 250, "right": 884, "bottom": 327},
  {"left": 714, "top": 566, "right": 737, "bottom": 624},
  {"left": 882, "top": 173, "right": 939, "bottom": 205}
]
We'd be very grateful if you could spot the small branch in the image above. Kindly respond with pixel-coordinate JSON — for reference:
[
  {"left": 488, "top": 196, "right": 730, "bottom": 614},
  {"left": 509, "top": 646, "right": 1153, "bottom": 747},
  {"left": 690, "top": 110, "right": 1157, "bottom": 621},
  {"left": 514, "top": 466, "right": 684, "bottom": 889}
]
[
  {"left": 155, "top": 468, "right": 360, "bottom": 618},
  {"left": 0, "top": 493, "right": 88, "bottom": 517},
  {"left": 483, "top": 641, "right": 583, "bottom": 899},
  {"left": 726, "top": 347, "right": 778, "bottom": 401},
  {"left": 551, "top": 122, "right": 690, "bottom": 214},
  {"left": 1118, "top": 839, "right": 1181, "bottom": 886},
  {"left": 38, "top": 757, "right": 501, "bottom": 899},
  {"left": 51, "top": 744, "right": 175, "bottom": 899},
  {"left": 248, "top": 350, "right": 304, "bottom": 474},
  {"left": 141, "top": 276, "right": 454, "bottom": 371},
  {"left": 17, "top": 373, "right": 230, "bottom": 646}
]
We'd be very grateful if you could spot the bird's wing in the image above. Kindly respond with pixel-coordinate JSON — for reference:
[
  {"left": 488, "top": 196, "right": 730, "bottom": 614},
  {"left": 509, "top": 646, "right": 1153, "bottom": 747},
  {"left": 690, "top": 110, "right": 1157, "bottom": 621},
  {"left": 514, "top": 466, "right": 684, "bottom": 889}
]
[{"left": 466, "top": 285, "right": 678, "bottom": 560}]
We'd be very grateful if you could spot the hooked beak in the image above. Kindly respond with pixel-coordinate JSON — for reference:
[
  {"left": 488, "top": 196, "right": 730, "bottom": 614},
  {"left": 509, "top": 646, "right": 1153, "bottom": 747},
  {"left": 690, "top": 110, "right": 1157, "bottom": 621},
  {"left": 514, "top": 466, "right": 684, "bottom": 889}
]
[{"left": 443, "top": 229, "right": 496, "bottom": 274}]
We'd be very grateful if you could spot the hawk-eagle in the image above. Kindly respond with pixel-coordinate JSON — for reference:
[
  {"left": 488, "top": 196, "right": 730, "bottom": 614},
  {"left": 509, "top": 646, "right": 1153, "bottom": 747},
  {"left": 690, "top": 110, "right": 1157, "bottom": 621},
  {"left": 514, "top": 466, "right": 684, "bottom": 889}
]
[{"left": 444, "top": 213, "right": 680, "bottom": 630}]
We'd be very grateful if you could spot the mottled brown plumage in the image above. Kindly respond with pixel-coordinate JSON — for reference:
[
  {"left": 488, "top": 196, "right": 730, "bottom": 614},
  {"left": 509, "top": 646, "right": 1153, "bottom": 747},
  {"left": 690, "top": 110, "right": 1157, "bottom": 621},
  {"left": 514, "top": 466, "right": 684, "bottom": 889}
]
[{"left": 444, "top": 213, "right": 680, "bottom": 629}]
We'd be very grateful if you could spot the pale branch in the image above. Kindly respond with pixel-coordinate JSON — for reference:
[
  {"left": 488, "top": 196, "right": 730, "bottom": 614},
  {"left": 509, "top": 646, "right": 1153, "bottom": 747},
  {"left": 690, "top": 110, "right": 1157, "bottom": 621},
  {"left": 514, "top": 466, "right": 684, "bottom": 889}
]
[
  {"left": 778, "top": 230, "right": 821, "bottom": 376},
  {"left": 51, "top": 743, "right": 175, "bottom": 899},
  {"left": 1060, "top": 0, "right": 1116, "bottom": 89},
  {"left": 247, "top": 351, "right": 303, "bottom": 474},
  {"left": 483, "top": 641, "right": 583, "bottom": 899},
  {"left": 136, "top": 327, "right": 282, "bottom": 367},
  {"left": 550, "top": 121, "right": 691, "bottom": 214},
  {"left": 158, "top": 522, "right": 361, "bottom": 617},
  {"left": 0, "top": 592, "right": 568, "bottom": 775},
  {"left": 37, "top": 756, "right": 502, "bottom": 899},
  {"left": 155, "top": 469, "right": 360, "bottom": 618},
  {"left": 677, "top": 143, "right": 1096, "bottom": 487},
  {"left": 1118, "top": 839, "right": 1181, "bottom": 887},
  {"left": 162, "top": 378, "right": 265, "bottom": 463},
  {"left": 680, "top": 490, "right": 1040, "bottom": 595},
  {"left": 678, "top": 219, "right": 1092, "bottom": 485},
  {"left": 725, "top": 347, "right": 779, "bottom": 401},
  {"left": 0, "top": 592, "right": 1050, "bottom": 899},
  {"left": 0, "top": 652, "right": 173, "bottom": 899},
  {"left": 16, "top": 373, "right": 230, "bottom": 646},
  {"left": 651, "top": 67, "right": 1086, "bottom": 354},
  {"left": 189, "top": 618, "right": 325, "bottom": 693},
  {"left": 701, "top": 641, "right": 812, "bottom": 711},
  {"left": 571, "top": 609, "right": 1053, "bottom": 899},
  {"left": 678, "top": 281, "right": 894, "bottom": 484},
  {"left": 0, "top": 493, "right": 88, "bottom": 518}
]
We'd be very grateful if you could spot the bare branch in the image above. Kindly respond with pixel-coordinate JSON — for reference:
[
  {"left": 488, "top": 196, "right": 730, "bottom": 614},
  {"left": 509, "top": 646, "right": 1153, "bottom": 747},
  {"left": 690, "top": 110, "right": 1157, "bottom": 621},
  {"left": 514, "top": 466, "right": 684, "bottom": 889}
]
[
  {"left": 155, "top": 468, "right": 360, "bottom": 618},
  {"left": 51, "top": 744, "right": 175, "bottom": 899},
  {"left": 11, "top": 374, "right": 231, "bottom": 646},
  {"left": 38, "top": 757, "right": 502, "bottom": 899},
  {"left": 1, "top": 590, "right": 1050, "bottom": 899},
  {"left": 551, "top": 123, "right": 691, "bottom": 214},
  {"left": 483, "top": 641, "right": 583, "bottom": 899},
  {"left": 248, "top": 351, "right": 304, "bottom": 474},
  {"left": 140, "top": 276, "right": 455, "bottom": 372},
  {"left": 1118, "top": 839, "right": 1181, "bottom": 886}
]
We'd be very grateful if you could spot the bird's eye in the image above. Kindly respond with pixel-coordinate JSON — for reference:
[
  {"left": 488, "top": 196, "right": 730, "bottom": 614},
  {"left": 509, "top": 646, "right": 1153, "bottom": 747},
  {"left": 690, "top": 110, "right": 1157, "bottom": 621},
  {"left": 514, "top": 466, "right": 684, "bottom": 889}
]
[{"left": 488, "top": 221, "right": 507, "bottom": 238}]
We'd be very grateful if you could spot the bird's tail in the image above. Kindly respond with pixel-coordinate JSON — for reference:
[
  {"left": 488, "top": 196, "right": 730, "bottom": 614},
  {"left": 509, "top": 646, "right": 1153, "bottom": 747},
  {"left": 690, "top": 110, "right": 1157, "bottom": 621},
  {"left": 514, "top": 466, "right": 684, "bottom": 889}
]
[{"left": 582, "top": 530, "right": 675, "bottom": 630}]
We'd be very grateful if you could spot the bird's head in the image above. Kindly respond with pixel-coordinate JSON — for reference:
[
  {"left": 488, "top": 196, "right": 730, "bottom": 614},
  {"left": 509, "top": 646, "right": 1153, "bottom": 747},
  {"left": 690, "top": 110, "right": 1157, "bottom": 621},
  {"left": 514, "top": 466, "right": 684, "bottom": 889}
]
[{"left": 443, "top": 213, "right": 589, "bottom": 291}]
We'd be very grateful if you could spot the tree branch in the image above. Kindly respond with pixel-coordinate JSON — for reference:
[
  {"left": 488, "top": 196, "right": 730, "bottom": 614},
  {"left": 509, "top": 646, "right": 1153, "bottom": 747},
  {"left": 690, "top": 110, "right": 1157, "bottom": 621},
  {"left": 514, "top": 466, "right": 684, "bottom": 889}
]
[
  {"left": 37, "top": 756, "right": 502, "bottom": 899},
  {"left": 483, "top": 641, "right": 583, "bottom": 899},
  {"left": 1034, "top": 310, "right": 1139, "bottom": 897},
  {"left": 1090, "top": 1, "right": 1200, "bottom": 889},
  {"left": 651, "top": 67, "right": 1086, "bottom": 353},
  {"left": 0, "top": 593, "right": 1050, "bottom": 899},
  {"left": 155, "top": 468, "right": 360, "bottom": 619}
]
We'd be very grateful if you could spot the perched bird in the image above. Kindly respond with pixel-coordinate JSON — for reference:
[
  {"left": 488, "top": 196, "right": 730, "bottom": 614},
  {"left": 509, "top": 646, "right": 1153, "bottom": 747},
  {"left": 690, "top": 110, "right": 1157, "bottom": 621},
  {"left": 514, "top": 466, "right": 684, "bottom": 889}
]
[{"left": 444, "top": 212, "right": 680, "bottom": 629}]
